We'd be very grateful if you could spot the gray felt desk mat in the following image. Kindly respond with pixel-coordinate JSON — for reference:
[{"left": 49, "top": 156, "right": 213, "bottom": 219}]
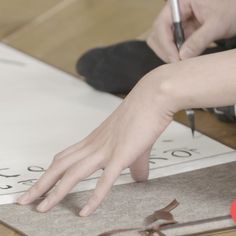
[{"left": 1, "top": 162, "right": 236, "bottom": 236}]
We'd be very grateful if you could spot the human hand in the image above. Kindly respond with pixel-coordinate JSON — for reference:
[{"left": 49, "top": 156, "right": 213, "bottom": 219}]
[
  {"left": 17, "top": 73, "right": 175, "bottom": 217},
  {"left": 17, "top": 48, "right": 236, "bottom": 217},
  {"left": 147, "top": 0, "right": 236, "bottom": 62}
]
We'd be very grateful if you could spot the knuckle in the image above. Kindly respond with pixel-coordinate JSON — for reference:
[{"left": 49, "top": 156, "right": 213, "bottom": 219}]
[
  {"left": 52, "top": 156, "right": 64, "bottom": 168},
  {"left": 53, "top": 153, "right": 63, "bottom": 162},
  {"left": 64, "top": 169, "right": 79, "bottom": 182}
]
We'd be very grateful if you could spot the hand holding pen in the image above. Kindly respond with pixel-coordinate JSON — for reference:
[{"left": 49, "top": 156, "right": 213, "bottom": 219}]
[{"left": 147, "top": 0, "right": 236, "bottom": 62}]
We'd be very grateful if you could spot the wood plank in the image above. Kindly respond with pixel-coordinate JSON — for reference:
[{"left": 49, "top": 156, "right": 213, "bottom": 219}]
[
  {"left": 4, "top": 0, "right": 164, "bottom": 75},
  {"left": 0, "top": 0, "right": 62, "bottom": 39},
  {"left": 0, "top": 222, "right": 23, "bottom": 236}
]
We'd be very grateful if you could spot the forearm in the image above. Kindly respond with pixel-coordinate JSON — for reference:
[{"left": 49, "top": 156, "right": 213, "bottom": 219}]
[{"left": 146, "top": 49, "right": 236, "bottom": 112}]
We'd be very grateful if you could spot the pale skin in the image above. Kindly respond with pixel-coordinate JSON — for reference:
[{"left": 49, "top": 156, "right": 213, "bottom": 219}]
[
  {"left": 147, "top": 0, "right": 236, "bottom": 62},
  {"left": 18, "top": 0, "right": 236, "bottom": 217}
]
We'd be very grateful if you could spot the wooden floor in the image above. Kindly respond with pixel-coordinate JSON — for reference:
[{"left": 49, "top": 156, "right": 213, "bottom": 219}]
[
  {"left": 1, "top": 0, "right": 163, "bottom": 76},
  {"left": 0, "top": 0, "right": 235, "bottom": 235}
]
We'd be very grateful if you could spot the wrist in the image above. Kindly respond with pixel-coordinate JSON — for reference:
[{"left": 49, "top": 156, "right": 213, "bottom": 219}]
[
  {"left": 146, "top": 50, "right": 236, "bottom": 113},
  {"left": 139, "top": 65, "right": 181, "bottom": 117}
]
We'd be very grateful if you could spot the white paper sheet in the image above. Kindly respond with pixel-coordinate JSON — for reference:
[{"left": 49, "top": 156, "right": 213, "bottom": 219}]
[{"left": 0, "top": 43, "right": 235, "bottom": 205}]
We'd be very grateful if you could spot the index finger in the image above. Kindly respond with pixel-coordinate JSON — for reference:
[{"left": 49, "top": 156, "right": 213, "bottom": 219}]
[{"left": 79, "top": 161, "right": 123, "bottom": 217}]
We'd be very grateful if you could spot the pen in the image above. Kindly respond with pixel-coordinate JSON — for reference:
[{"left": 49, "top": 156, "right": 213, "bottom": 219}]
[{"left": 170, "top": 0, "right": 195, "bottom": 137}]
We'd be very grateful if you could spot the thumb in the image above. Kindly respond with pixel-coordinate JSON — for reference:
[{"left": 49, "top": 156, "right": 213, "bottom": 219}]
[
  {"left": 180, "top": 23, "right": 214, "bottom": 59},
  {"left": 129, "top": 148, "right": 151, "bottom": 182}
]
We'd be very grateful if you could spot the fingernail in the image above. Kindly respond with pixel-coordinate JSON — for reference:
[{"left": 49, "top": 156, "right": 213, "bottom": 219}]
[
  {"left": 180, "top": 47, "right": 192, "bottom": 60},
  {"left": 17, "top": 192, "right": 30, "bottom": 205},
  {"left": 79, "top": 205, "right": 91, "bottom": 217},
  {"left": 37, "top": 199, "right": 48, "bottom": 212}
]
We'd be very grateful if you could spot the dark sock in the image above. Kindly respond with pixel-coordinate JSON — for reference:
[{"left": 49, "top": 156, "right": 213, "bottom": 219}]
[
  {"left": 76, "top": 40, "right": 164, "bottom": 94},
  {"left": 76, "top": 40, "right": 231, "bottom": 94}
]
